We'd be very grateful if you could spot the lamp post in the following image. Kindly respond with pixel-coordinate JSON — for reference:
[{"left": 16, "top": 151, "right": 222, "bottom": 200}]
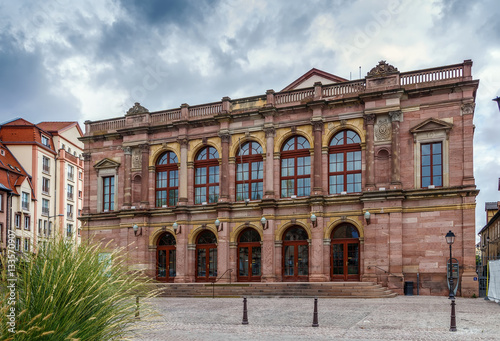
[{"left": 445, "top": 230, "right": 456, "bottom": 332}]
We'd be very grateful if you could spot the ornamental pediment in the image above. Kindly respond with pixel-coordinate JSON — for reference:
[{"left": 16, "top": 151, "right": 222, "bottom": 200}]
[
  {"left": 94, "top": 158, "right": 121, "bottom": 169},
  {"left": 410, "top": 118, "right": 453, "bottom": 134}
]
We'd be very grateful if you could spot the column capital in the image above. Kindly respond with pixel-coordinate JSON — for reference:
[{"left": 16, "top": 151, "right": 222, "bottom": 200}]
[
  {"left": 389, "top": 110, "right": 403, "bottom": 122},
  {"left": 177, "top": 137, "right": 189, "bottom": 147},
  {"left": 311, "top": 120, "right": 324, "bottom": 132},
  {"left": 218, "top": 131, "right": 231, "bottom": 143},
  {"left": 123, "top": 146, "right": 132, "bottom": 155},
  {"left": 264, "top": 126, "right": 276, "bottom": 138},
  {"left": 139, "top": 143, "right": 150, "bottom": 152},
  {"left": 82, "top": 152, "right": 91, "bottom": 161},
  {"left": 364, "top": 114, "right": 376, "bottom": 125}
]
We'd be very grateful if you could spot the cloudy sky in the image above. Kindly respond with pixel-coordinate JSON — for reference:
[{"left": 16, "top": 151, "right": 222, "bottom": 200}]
[{"left": 1, "top": 0, "right": 499, "bottom": 234}]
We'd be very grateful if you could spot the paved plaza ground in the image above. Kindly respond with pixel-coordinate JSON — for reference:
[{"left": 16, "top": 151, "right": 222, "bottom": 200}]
[{"left": 129, "top": 296, "right": 500, "bottom": 341}]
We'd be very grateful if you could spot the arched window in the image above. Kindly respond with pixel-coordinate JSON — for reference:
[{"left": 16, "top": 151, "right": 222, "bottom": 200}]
[
  {"left": 236, "top": 141, "right": 263, "bottom": 201},
  {"left": 237, "top": 228, "right": 262, "bottom": 282},
  {"left": 328, "top": 130, "right": 362, "bottom": 194},
  {"left": 196, "top": 230, "right": 217, "bottom": 281},
  {"left": 155, "top": 151, "right": 178, "bottom": 207},
  {"left": 194, "top": 146, "right": 219, "bottom": 204},
  {"left": 280, "top": 136, "right": 311, "bottom": 198},
  {"left": 156, "top": 232, "right": 176, "bottom": 282}
]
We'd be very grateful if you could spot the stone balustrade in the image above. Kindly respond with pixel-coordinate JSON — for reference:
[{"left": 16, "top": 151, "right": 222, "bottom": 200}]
[{"left": 84, "top": 60, "right": 473, "bottom": 136}]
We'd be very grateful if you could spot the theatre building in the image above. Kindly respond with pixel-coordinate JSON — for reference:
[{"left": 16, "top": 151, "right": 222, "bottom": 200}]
[{"left": 80, "top": 60, "right": 479, "bottom": 296}]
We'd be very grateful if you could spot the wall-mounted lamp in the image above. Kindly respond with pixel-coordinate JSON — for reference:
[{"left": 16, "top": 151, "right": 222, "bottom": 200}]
[
  {"left": 173, "top": 222, "right": 181, "bottom": 235},
  {"left": 215, "top": 218, "right": 223, "bottom": 232},
  {"left": 133, "top": 224, "right": 142, "bottom": 236},
  {"left": 310, "top": 213, "right": 317, "bottom": 228},
  {"left": 364, "top": 211, "right": 371, "bottom": 225},
  {"left": 493, "top": 97, "right": 500, "bottom": 113},
  {"left": 261, "top": 216, "right": 268, "bottom": 230}
]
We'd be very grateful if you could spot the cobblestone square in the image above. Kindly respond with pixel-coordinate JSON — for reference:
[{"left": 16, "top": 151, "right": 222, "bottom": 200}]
[{"left": 129, "top": 296, "right": 499, "bottom": 340}]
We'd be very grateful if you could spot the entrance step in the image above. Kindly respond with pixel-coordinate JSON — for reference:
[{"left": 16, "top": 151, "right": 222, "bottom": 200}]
[{"left": 148, "top": 282, "right": 397, "bottom": 298}]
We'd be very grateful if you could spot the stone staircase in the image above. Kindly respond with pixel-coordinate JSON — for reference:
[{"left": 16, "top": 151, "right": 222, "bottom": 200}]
[{"left": 148, "top": 282, "right": 397, "bottom": 298}]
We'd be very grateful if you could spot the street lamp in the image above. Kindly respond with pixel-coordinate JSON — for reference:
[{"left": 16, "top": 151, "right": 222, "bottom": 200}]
[
  {"left": 445, "top": 230, "right": 456, "bottom": 332},
  {"left": 493, "top": 97, "right": 500, "bottom": 112}
]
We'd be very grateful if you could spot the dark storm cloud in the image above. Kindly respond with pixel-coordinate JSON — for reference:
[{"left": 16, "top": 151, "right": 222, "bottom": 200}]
[{"left": 0, "top": 32, "right": 79, "bottom": 123}]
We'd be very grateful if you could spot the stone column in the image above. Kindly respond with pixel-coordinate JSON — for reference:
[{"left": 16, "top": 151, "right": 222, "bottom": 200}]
[
  {"left": 262, "top": 219, "right": 277, "bottom": 282},
  {"left": 82, "top": 152, "right": 91, "bottom": 215},
  {"left": 389, "top": 110, "right": 402, "bottom": 187},
  {"left": 364, "top": 114, "right": 376, "bottom": 189},
  {"left": 123, "top": 147, "right": 132, "bottom": 209},
  {"left": 461, "top": 103, "right": 475, "bottom": 186},
  {"left": 178, "top": 138, "right": 189, "bottom": 205},
  {"left": 139, "top": 144, "right": 150, "bottom": 207},
  {"left": 264, "top": 127, "right": 275, "bottom": 199},
  {"left": 312, "top": 120, "right": 323, "bottom": 196},
  {"left": 388, "top": 210, "right": 403, "bottom": 293},
  {"left": 219, "top": 132, "right": 230, "bottom": 202}
]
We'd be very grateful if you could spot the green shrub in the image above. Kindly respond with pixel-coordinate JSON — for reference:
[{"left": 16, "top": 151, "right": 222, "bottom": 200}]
[{"left": 0, "top": 238, "right": 155, "bottom": 340}]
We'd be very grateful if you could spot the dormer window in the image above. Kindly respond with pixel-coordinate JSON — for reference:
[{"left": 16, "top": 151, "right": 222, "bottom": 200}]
[{"left": 41, "top": 135, "right": 50, "bottom": 147}]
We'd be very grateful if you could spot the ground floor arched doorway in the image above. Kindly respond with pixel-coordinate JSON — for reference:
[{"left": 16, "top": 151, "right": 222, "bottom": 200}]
[
  {"left": 331, "top": 223, "right": 360, "bottom": 281},
  {"left": 237, "top": 227, "right": 262, "bottom": 282},
  {"left": 282, "top": 226, "right": 309, "bottom": 282},
  {"left": 156, "top": 232, "right": 176, "bottom": 282},
  {"left": 196, "top": 230, "right": 217, "bottom": 282}
]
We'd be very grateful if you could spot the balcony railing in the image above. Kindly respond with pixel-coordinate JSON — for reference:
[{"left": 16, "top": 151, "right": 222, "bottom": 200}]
[{"left": 84, "top": 61, "right": 473, "bottom": 136}]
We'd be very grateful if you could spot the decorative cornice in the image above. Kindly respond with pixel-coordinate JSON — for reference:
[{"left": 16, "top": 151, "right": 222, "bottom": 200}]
[{"left": 367, "top": 61, "right": 399, "bottom": 78}]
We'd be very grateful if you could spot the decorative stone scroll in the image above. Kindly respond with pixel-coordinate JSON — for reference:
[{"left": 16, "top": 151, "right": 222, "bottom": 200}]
[
  {"left": 367, "top": 61, "right": 399, "bottom": 78},
  {"left": 126, "top": 102, "right": 149, "bottom": 116}
]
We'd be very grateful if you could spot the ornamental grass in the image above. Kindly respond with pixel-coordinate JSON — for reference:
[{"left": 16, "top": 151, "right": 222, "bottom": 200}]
[{"left": 0, "top": 238, "right": 156, "bottom": 340}]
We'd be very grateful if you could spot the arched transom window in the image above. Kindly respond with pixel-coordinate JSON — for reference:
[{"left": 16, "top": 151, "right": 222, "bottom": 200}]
[
  {"left": 280, "top": 136, "right": 311, "bottom": 198},
  {"left": 236, "top": 141, "right": 263, "bottom": 201},
  {"left": 194, "top": 146, "right": 219, "bottom": 204},
  {"left": 328, "top": 130, "right": 362, "bottom": 194},
  {"left": 155, "top": 151, "right": 179, "bottom": 207}
]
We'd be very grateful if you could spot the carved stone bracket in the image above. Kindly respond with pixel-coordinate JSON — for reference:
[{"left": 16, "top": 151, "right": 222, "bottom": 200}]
[
  {"left": 364, "top": 114, "right": 376, "bottom": 125},
  {"left": 126, "top": 102, "right": 149, "bottom": 116},
  {"left": 389, "top": 110, "right": 403, "bottom": 122},
  {"left": 461, "top": 103, "right": 475, "bottom": 115},
  {"left": 367, "top": 61, "right": 399, "bottom": 78}
]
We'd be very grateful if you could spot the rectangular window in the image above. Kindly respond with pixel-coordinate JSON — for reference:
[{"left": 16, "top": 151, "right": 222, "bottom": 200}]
[
  {"left": 78, "top": 190, "right": 82, "bottom": 199},
  {"left": 43, "top": 220, "right": 47, "bottom": 236},
  {"left": 103, "top": 176, "right": 115, "bottom": 212},
  {"left": 78, "top": 209, "right": 82, "bottom": 217},
  {"left": 15, "top": 238, "right": 21, "bottom": 251},
  {"left": 41, "top": 135, "right": 50, "bottom": 147},
  {"left": 24, "top": 238, "right": 30, "bottom": 252},
  {"left": 42, "top": 156, "right": 50, "bottom": 173},
  {"left": 0, "top": 193, "right": 3, "bottom": 211},
  {"left": 15, "top": 214, "right": 21, "bottom": 228},
  {"left": 48, "top": 221, "right": 52, "bottom": 236},
  {"left": 42, "top": 199, "right": 50, "bottom": 216},
  {"left": 68, "top": 165, "right": 74, "bottom": 181},
  {"left": 22, "top": 192, "right": 29, "bottom": 211},
  {"left": 79, "top": 171, "right": 82, "bottom": 180},
  {"left": 0, "top": 223, "right": 3, "bottom": 242},
  {"left": 66, "top": 224, "right": 73, "bottom": 238},
  {"left": 67, "top": 204, "right": 73, "bottom": 219},
  {"left": 38, "top": 219, "right": 42, "bottom": 234},
  {"left": 24, "top": 215, "right": 30, "bottom": 230},
  {"left": 421, "top": 142, "right": 443, "bottom": 188},
  {"left": 42, "top": 177, "right": 50, "bottom": 194},
  {"left": 67, "top": 184, "right": 74, "bottom": 200}
]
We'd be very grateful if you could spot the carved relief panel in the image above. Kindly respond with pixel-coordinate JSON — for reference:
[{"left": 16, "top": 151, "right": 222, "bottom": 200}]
[
  {"left": 374, "top": 114, "right": 391, "bottom": 143},
  {"left": 132, "top": 147, "right": 142, "bottom": 171}
]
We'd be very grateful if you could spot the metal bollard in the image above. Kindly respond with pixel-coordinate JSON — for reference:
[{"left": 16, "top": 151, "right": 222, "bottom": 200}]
[
  {"left": 135, "top": 296, "right": 140, "bottom": 319},
  {"left": 312, "top": 297, "right": 319, "bottom": 327},
  {"left": 242, "top": 297, "right": 249, "bottom": 325}
]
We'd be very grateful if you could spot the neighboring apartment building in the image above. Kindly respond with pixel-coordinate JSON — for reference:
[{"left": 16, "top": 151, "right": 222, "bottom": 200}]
[
  {"left": 0, "top": 141, "right": 35, "bottom": 255},
  {"left": 0, "top": 119, "right": 84, "bottom": 251},
  {"left": 478, "top": 199, "right": 500, "bottom": 262},
  {"left": 81, "top": 60, "right": 479, "bottom": 296}
]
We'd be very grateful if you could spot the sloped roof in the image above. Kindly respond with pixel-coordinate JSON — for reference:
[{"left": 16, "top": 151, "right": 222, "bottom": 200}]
[
  {"left": 37, "top": 121, "right": 83, "bottom": 136},
  {"left": 0, "top": 141, "right": 34, "bottom": 197},
  {"left": 281, "top": 68, "right": 348, "bottom": 91},
  {"left": 0, "top": 118, "right": 56, "bottom": 154}
]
